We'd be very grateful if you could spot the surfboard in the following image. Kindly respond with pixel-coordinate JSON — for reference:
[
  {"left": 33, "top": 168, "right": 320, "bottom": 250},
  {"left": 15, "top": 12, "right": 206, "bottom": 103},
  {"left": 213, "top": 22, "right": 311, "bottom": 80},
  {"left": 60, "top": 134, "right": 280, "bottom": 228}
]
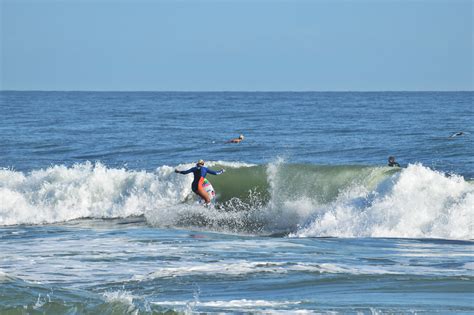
[{"left": 198, "top": 178, "right": 216, "bottom": 205}]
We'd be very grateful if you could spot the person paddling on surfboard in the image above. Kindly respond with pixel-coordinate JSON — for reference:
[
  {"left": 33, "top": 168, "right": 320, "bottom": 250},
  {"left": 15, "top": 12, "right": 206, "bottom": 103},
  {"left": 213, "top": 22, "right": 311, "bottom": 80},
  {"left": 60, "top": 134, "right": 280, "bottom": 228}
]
[
  {"left": 226, "top": 134, "right": 244, "bottom": 143},
  {"left": 175, "top": 160, "right": 225, "bottom": 205}
]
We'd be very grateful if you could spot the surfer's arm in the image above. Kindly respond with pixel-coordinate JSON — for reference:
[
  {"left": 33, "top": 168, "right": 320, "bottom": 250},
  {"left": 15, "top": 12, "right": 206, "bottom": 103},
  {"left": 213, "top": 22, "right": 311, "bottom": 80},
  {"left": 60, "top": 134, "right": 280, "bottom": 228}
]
[
  {"left": 206, "top": 168, "right": 225, "bottom": 175},
  {"left": 175, "top": 167, "right": 196, "bottom": 174}
]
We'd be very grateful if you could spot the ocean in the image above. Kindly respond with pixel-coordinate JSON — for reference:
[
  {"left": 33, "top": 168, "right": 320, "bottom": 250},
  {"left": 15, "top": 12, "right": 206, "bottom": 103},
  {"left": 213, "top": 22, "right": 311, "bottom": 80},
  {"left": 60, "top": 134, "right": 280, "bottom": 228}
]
[{"left": 0, "top": 91, "right": 473, "bottom": 314}]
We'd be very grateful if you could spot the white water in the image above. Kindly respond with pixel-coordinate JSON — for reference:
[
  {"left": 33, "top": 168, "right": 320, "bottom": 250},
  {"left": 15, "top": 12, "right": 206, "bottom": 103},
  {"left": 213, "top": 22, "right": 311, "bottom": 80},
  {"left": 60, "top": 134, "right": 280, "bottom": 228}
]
[
  {"left": 0, "top": 162, "right": 179, "bottom": 225},
  {"left": 1, "top": 162, "right": 472, "bottom": 240},
  {"left": 294, "top": 164, "right": 474, "bottom": 240}
]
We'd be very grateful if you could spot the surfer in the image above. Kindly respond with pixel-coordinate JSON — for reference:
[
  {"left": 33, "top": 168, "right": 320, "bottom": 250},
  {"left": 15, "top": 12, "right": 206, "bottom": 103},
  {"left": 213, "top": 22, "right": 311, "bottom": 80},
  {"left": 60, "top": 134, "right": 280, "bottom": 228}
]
[
  {"left": 388, "top": 156, "right": 400, "bottom": 167},
  {"left": 226, "top": 134, "right": 244, "bottom": 143},
  {"left": 175, "top": 160, "right": 225, "bottom": 204},
  {"left": 449, "top": 131, "right": 468, "bottom": 138}
]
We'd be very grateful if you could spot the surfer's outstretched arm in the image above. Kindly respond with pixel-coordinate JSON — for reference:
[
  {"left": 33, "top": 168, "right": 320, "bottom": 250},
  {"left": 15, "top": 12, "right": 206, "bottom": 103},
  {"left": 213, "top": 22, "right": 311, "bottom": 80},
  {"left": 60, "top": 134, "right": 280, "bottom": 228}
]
[
  {"left": 206, "top": 168, "right": 225, "bottom": 175},
  {"left": 175, "top": 167, "right": 196, "bottom": 174}
]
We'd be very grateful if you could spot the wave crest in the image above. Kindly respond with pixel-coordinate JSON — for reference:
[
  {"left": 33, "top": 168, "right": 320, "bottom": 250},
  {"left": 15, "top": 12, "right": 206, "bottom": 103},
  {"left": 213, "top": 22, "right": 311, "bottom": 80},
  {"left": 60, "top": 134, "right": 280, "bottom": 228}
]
[{"left": 1, "top": 161, "right": 472, "bottom": 240}]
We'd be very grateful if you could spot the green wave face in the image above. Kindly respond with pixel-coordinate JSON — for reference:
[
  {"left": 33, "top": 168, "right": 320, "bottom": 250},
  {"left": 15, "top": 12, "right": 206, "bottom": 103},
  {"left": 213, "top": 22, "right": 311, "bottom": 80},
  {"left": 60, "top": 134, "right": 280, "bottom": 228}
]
[{"left": 209, "top": 164, "right": 398, "bottom": 204}]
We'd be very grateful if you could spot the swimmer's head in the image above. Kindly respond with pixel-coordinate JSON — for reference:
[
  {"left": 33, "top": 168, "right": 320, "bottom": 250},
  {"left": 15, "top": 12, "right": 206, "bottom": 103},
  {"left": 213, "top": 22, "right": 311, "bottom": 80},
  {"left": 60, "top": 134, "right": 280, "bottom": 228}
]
[
  {"left": 239, "top": 134, "right": 244, "bottom": 139},
  {"left": 388, "top": 156, "right": 395, "bottom": 163},
  {"left": 197, "top": 159, "right": 205, "bottom": 166}
]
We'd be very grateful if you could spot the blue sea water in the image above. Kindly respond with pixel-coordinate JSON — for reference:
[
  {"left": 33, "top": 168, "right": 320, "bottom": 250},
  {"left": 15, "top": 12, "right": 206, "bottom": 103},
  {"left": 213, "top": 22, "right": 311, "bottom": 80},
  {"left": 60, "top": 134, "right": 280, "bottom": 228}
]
[{"left": 0, "top": 91, "right": 473, "bottom": 314}]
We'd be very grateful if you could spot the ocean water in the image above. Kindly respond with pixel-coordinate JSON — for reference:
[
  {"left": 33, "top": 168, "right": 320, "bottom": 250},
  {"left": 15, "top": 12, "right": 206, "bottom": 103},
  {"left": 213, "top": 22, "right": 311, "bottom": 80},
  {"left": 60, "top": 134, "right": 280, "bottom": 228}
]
[{"left": 0, "top": 91, "right": 473, "bottom": 314}]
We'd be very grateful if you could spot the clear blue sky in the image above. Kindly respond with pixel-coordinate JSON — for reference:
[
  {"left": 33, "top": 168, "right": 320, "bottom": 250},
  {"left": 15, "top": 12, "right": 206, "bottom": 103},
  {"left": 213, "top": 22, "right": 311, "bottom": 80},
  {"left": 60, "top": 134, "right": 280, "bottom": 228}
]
[{"left": 1, "top": 0, "right": 472, "bottom": 91}]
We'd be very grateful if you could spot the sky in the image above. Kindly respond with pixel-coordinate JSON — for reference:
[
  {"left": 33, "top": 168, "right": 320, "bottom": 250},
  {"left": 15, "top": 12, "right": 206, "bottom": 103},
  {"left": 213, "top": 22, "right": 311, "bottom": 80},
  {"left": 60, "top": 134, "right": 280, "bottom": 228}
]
[{"left": 1, "top": 0, "right": 472, "bottom": 91}]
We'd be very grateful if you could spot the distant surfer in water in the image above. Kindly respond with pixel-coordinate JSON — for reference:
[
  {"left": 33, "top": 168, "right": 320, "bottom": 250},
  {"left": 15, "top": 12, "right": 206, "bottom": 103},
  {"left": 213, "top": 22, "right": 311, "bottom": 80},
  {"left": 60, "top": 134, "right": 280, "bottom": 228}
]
[
  {"left": 175, "top": 160, "right": 225, "bottom": 205},
  {"left": 226, "top": 134, "right": 244, "bottom": 143},
  {"left": 388, "top": 156, "right": 400, "bottom": 167},
  {"left": 449, "top": 131, "right": 468, "bottom": 138}
]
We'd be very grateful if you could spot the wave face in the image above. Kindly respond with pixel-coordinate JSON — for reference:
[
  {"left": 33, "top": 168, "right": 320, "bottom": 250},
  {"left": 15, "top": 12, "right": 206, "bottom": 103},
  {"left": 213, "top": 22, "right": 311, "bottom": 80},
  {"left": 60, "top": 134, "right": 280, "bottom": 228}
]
[{"left": 1, "top": 161, "right": 472, "bottom": 240}]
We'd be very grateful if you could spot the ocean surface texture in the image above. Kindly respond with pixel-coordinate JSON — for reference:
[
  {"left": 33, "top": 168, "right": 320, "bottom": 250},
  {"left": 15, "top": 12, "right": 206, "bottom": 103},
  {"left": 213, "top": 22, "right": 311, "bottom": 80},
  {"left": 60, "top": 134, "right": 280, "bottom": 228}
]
[{"left": 1, "top": 91, "right": 473, "bottom": 314}]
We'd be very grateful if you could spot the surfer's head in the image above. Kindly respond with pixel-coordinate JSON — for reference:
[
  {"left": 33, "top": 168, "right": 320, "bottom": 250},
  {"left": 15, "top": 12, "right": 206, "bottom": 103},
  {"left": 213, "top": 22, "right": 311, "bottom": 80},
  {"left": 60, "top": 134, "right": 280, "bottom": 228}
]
[
  {"left": 388, "top": 156, "right": 395, "bottom": 163},
  {"left": 239, "top": 134, "right": 244, "bottom": 140},
  {"left": 197, "top": 159, "right": 205, "bottom": 166}
]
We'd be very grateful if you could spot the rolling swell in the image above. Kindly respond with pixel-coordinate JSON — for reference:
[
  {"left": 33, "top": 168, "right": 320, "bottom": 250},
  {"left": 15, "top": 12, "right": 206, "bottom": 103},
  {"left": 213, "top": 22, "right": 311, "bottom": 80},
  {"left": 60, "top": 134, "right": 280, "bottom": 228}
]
[{"left": 0, "top": 161, "right": 472, "bottom": 240}]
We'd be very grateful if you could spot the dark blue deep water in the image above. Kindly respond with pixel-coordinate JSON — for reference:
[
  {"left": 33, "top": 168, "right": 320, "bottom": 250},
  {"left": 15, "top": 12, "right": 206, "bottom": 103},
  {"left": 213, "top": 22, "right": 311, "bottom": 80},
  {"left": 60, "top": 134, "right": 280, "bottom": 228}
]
[{"left": 1, "top": 91, "right": 472, "bottom": 176}]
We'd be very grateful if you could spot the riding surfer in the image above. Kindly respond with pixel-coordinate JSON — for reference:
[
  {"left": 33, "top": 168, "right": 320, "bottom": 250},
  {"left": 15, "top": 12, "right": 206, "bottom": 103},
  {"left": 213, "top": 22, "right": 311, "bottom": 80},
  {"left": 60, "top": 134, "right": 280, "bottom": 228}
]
[{"left": 175, "top": 160, "right": 225, "bottom": 205}]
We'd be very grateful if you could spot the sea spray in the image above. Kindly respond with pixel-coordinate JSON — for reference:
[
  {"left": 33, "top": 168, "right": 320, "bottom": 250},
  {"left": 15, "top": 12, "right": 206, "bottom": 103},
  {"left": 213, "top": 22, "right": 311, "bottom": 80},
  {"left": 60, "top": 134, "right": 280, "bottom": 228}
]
[{"left": 263, "top": 158, "right": 317, "bottom": 232}]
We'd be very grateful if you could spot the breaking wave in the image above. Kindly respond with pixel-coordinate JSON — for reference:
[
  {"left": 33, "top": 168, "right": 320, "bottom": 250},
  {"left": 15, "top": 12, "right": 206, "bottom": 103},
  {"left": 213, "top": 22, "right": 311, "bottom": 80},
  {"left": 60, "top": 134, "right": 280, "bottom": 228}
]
[{"left": 0, "top": 160, "right": 472, "bottom": 240}]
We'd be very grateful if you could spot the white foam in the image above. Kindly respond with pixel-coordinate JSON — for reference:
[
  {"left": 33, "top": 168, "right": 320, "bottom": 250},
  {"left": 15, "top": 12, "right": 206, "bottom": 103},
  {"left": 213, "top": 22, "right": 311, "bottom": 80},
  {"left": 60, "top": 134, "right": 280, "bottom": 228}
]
[
  {"left": 135, "top": 260, "right": 412, "bottom": 280},
  {"left": 137, "top": 261, "right": 285, "bottom": 279},
  {"left": 294, "top": 164, "right": 474, "bottom": 240},
  {"left": 202, "top": 299, "right": 300, "bottom": 308},
  {"left": 0, "top": 162, "right": 192, "bottom": 225},
  {"left": 151, "top": 299, "right": 300, "bottom": 309},
  {"left": 33, "top": 294, "right": 47, "bottom": 310},
  {"left": 102, "top": 290, "right": 135, "bottom": 305},
  {"left": 0, "top": 270, "right": 11, "bottom": 282},
  {"left": 463, "top": 262, "right": 474, "bottom": 270}
]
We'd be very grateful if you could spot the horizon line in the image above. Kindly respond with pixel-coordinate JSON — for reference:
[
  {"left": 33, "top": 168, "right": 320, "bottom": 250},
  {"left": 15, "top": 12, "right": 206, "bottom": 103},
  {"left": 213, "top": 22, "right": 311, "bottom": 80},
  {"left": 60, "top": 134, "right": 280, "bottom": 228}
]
[{"left": 1, "top": 89, "right": 473, "bottom": 93}]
